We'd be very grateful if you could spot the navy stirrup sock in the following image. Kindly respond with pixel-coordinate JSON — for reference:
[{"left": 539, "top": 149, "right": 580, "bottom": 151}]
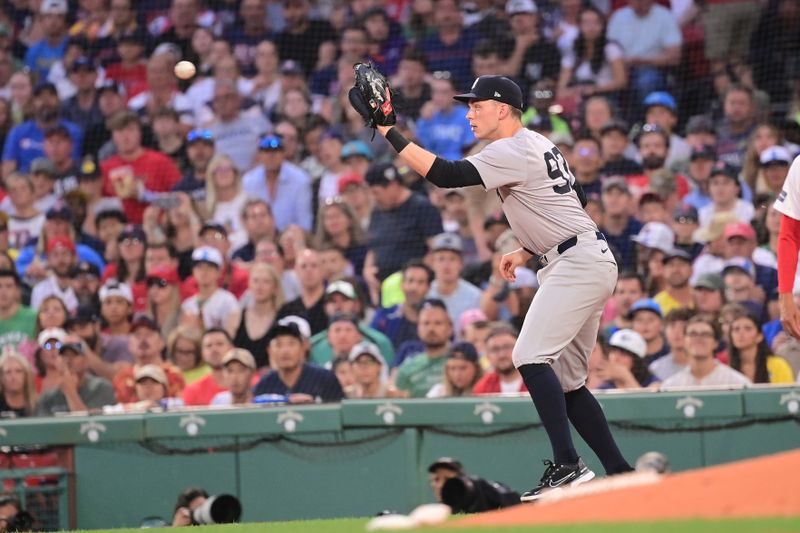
[
  {"left": 565, "top": 386, "right": 633, "bottom": 474},
  {"left": 518, "top": 363, "right": 578, "bottom": 465}
]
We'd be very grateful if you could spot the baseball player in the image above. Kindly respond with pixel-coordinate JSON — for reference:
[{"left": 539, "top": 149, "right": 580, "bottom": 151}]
[
  {"left": 774, "top": 154, "right": 800, "bottom": 339},
  {"left": 348, "top": 66, "right": 633, "bottom": 501}
]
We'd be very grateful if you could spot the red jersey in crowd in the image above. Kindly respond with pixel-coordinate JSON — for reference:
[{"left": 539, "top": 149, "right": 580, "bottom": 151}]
[
  {"left": 472, "top": 372, "right": 528, "bottom": 395},
  {"left": 101, "top": 149, "right": 181, "bottom": 224},
  {"left": 182, "top": 373, "right": 227, "bottom": 406}
]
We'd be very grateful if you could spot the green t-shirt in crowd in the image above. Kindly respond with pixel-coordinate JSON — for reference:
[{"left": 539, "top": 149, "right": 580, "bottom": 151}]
[
  {"left": 0, "top": 306, "right": 37, "bottom": 351},
  {"left": 394, "top": 352, "right": 447, "bottom": 398},
  {"left": 309, "top": 325, "right": 395, "bottom": 367}
]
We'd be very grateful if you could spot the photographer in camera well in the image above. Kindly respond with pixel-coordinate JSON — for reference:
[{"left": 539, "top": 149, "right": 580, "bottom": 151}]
[{"left": 428, "top": 457, "right": 519, "bottom": 514}]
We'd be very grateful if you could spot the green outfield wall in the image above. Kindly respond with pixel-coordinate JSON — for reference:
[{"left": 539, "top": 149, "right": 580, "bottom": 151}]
[{"left": 1, "top": 387, "right": 798, "bottom": 530}]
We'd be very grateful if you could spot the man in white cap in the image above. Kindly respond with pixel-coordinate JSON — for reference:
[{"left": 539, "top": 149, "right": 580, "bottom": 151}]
[
  {"left": 99, "top": 281, "right": 134, "bottom": 335},
  {"left": 759, "top": 146, "right": 792, "bottom": 196},
  {"left": 348, "top": 341, "right": 389, "bottom": 398},
  {"left": 211, "top": 348, "right": 258, "bottom": 406},
  {"left": 25, "top": 0, "right": 69, "bottom": 80},
  {"left": 596, "top": 328, "right": 657, "bottom": 389},
  {"left": 180, "top": 246, "right": 241, "bottom": 337}
]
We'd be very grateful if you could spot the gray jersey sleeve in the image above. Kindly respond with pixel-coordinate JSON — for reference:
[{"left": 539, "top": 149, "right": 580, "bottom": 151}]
[{"left": 466, "top": 139, "right": 526, "bottom": 191}]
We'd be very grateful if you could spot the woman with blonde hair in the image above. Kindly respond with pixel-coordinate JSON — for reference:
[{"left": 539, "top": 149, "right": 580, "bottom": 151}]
[
  {"left": 313, "top": 197, "right": 369, "bottom": 275},
  {"left": 204, "top": 154, "right": 248, "bottom": 238},
  {"left": 166, "top": 326, "right": 209, "bottom": 385},
  {"left": 0, "top": 351, "right": 38, "bottom": 417},
  {"left": 234, "top": 263, "right": 284, "bottom": 369}
]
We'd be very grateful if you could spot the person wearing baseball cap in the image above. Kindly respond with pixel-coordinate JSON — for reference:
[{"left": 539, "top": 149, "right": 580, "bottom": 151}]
[
  {"left": 691, "top": 273, "right": 724, "bottom": 316},
  {"left": 681, "top": 143, "right": 717, "bottom": 210},
  {"left": 670, "top": 204, "right": 702, "bottom": 259},
  {"left": 759, "top": 146, "right": 792, "bottom": 195},
  {"left": 363, "top": 21, "right": 639, "bottom": 490},
  {"left": 698, "top": 161, "right": 754, "bottom": 228},
  {"left": 99, "top": 281, "right": 134, "bottom": 334},
  {"left": 347, "top": 341, "right": 389, "bottom": 398},
  {"left": 642, "top": 92, "right": 691, "bottom": 170},
  {"left": 652, "top": 247, "right": 693, "bottom": 316},
  {"left": 599, "top": 119, "right": 642, "bottom": 177},
  {"left": 340, "top": 140, "right": 372, "bottom": 178},
  {"left": 210, "top": 349, "right": 258, "bottom": 406},
  {"left": 182, "top": 247, "right": 241, "bottom": 336},
  {"left": 628, "top": 298, "right": 669, "bottom": 364},
  {"left": 36, "top": 333, "right": 117, "bottom": 416},
  {"left": 242, "top": 132, "right": 314, "bottom": 234},
  {"left": 145, "top": 265, "right": 182, "bottom": 338},
  {"left": 427, "top": 233, "right": 481, "bottom": 326},
  {"left": 602, "top": 329, "right": 657, "bottom": 389},
  {"left": 132, "top": 364, "right": 170, "bottom": 404},
  {"left": 254, "top": 320, "right": 344, "bottom": 403}
]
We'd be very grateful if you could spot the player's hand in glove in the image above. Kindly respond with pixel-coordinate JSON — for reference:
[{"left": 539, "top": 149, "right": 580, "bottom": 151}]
[{"left": 348, "top": 62, "right": 397, "bottom": 129}]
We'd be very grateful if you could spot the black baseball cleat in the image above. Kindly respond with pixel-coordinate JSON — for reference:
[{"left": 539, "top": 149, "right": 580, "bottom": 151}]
[{"left": 520, "top": 458, "right": 595, "bottom": 502}]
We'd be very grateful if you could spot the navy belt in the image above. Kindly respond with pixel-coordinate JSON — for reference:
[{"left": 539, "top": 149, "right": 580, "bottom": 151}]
[{"left": 540, "top": 231, "right": 606, "bottom": 267}]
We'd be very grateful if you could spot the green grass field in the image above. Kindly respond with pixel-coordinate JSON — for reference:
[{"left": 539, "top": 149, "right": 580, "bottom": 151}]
[{"left": 80, "top": 516, "right": 800, "bottom": 533}]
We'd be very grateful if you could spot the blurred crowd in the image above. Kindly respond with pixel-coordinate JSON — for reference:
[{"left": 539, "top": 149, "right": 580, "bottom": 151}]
[{"left": 0, "top": 0, "right": 798, "bottom": 418}]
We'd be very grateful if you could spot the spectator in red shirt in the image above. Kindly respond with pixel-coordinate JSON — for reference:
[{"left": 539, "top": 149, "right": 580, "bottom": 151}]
[
  {"left": 473, "top": 325, "right": 527, "bottom": 395},
  {"left": 182, "top": 327, "right": 233, "bottom": 406},
  {"left": 104, "top": 29, "right": 148, "bottom": 102},
  {"left": 100, "top": 110, "right": 181, "bottom": 224}
]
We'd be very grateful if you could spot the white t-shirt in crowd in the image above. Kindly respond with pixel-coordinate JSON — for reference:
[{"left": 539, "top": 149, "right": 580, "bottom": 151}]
[
  {"left": 661, "top": 361, "right": 751, "bottom": 388},
  {"left": 181, "top": 288, "right": 240, "bottom": 330}
]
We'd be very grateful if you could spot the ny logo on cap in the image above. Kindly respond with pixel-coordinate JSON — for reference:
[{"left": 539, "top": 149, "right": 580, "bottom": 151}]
[
  {"left": 494, "top": 91, "right": 501, "bottom": 97},
  {"left": 472, "top": 78, "right": 479, "bottom": 90}
]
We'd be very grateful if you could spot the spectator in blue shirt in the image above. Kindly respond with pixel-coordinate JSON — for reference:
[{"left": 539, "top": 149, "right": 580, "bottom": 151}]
[
  {"left": 371, "top": 259, "right": 434, "bottom": 349},
  {"left": 253, "top": 321, "right": 344, "bottom": 402},
  {"left": 419, "top": 0, "right": 479, "bottom": 91},
  {"left": 241, "top": 135, "right": 313, "bottom": 232},
  {"left": 24, "top": 0, "right": 70, "bottom": 80},
  {"left": 415, "top": 73, "right": 475, "bottom": 160},
  {"left": 2, "top": 82, "right": 83, "bottom": 177}
]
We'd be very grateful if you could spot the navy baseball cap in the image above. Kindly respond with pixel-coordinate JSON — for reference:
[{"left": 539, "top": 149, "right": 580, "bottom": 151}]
[
  {"left": 454, "top": 76, "right": 524, "bottom": 110},
  {"left": 70, "top": 56, "right": 94, "bottom": 72}
]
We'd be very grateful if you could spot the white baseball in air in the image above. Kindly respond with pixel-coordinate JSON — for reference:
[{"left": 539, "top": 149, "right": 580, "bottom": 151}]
[
  {"left": 174, "top": 60, "right": 196, "bottom": 80},
  {"left": 365, "top": 514, "right": 416, "bottom": 531},
  {"left": 408, "top": 503, "right": 451, "bottom": 526}
]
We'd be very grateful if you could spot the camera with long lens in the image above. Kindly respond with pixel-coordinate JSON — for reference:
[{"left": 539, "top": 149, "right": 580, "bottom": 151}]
[
  {"left": 440, "top": 476, "right": 520, "bottom": 514},
  {"left": 191, "top": 494, "right": 242, "bottom": 525}
]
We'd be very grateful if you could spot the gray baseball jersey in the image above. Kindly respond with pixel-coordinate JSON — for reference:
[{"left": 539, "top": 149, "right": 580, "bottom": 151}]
[
  {"left": 466, "top": 128, "right": 597, "bottom": 255},
  {"left": 466, "top": 127, "right": 617, "bottom": 390}
]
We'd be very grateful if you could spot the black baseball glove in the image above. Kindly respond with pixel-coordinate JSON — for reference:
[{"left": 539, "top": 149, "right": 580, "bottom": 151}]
[{"left": 348, "top": 62, "right": 397, "bottom": 129}]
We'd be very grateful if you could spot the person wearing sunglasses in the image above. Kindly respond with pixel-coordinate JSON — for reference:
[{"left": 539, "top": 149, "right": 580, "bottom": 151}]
[
  {"left": 172, "top": 129, "right": 216, "bottom": 201},
  {"left": 34, "top": 327, "right": 67, "bottom": 394},
  {"left": 661, "top": 315, "right": 751, "bottom": 388},
  {"left": 145, "top": 265, "right": 182, "bottom": 340},
  {"left": 36, "top": 334, "right": 116, "bottom": 416}
]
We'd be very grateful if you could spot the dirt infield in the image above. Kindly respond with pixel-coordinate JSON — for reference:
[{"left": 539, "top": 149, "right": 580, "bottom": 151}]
[{"left": 458, "top": 450, "right": 800, "bottom": 527}]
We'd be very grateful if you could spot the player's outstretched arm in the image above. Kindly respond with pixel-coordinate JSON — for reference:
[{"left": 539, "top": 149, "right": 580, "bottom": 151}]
[
  {"left": 376, "top": 124, "right": 436, "bottom": 177},
  {"left": 777, "top": 214, "right": 800, "bottom": 338},
  {"left": 348, "top": 62, "right": 482, "bottom": 189}
]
